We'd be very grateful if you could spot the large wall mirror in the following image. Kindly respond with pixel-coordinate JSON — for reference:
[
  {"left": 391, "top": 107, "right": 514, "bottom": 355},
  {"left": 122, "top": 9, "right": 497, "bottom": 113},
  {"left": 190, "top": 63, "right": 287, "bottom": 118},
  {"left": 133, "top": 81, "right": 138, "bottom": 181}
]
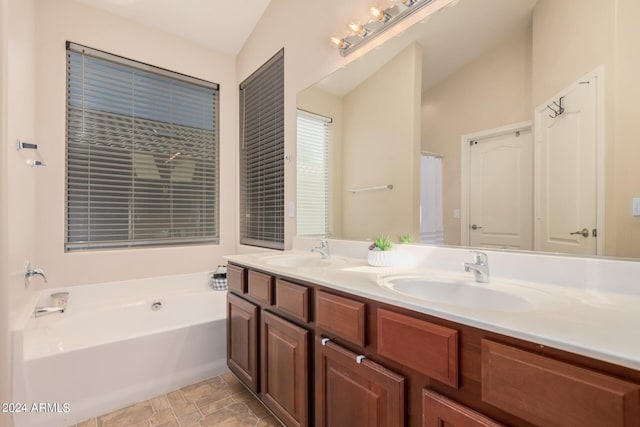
[{"left": 296, "top": 0, "right": 640, "bottom": 260}]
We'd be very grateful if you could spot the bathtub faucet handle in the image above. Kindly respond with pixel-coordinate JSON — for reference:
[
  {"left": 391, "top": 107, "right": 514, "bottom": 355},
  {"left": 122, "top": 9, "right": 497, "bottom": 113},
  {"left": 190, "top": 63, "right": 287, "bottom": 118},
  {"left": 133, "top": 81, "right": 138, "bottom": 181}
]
[{"left": 25, "top": 260, "right": 47, "bottom": 287}]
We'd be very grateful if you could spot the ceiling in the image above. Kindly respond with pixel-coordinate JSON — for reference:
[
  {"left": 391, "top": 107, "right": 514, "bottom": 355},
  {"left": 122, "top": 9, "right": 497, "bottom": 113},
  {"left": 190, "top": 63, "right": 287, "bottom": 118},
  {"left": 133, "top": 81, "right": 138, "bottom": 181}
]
[
  {"left": 75, "top": 0, "right": 271, "bottom": 56},
  {"left": 316, "top": 0, "right": 538, "bottom": 96}
]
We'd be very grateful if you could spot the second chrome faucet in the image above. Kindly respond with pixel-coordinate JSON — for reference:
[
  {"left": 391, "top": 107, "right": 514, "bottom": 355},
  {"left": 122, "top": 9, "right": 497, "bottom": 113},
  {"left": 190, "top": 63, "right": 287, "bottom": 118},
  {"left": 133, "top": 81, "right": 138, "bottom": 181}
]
[
  {"left": 310, "top": 240, "right": 331, "bottom": 259},
  {"left": 464, "top": 250, "right": 490, "bottom": 283}
]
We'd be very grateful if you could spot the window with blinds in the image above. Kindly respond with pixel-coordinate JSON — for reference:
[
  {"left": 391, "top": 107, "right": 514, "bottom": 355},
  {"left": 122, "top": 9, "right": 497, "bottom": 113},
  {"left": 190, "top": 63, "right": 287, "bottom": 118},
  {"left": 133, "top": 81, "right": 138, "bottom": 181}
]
[
  {"left": 239, "top": 49, "right": 285, "bottom": 250},
  {"left": 65, "top": 42, "right": 219, "bottom": 251},
  {"left": 297, "top": 110, "right": 331, "bottom": 236}
]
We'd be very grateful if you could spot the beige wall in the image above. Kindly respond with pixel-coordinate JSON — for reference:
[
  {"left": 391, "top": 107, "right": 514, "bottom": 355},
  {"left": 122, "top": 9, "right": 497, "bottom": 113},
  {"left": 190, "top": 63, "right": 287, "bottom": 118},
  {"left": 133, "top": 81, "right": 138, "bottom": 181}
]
[
  {"left": 6, "top": 0, "right": 38, "bottom": 321},
  {"left": 612, "top": 0, "right": 640, "bottom": 257},
  {"left": 531, "top": 0, "right": 615, "bottom": 107},
  {"left": 422, "top": 26, "right": 532, "bottom": 246},
  {"left": 1, "top": 0, "right": 12, "bottom": 423},
  {"left": 3, "top": 1, "right": 38, "bottom": 421},
  {"left": 236, "top": 0, "right": 453, "bottom": 252},
  {"left": 297, "top": 87, "right": 344, "bottom": 237},
  {"left": 32, "top": 0, "right": 237, "bottom": 287},
  {"left": 342, "top": 43, "right": 422, "bottom": 241}
]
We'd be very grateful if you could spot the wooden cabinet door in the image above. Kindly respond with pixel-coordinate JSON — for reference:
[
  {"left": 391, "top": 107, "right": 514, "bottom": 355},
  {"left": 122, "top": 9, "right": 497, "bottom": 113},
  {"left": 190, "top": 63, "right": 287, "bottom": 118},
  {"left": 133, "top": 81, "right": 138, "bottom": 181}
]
[
  {"left": 315, "top": 337, "right": 405, "bottom": 427},
  {"left": 227, "top": 293, "right": 259, "bottom": 392},
  {"left": 423, "top": 390, "right": 504, "bottom": 427},
  {"left": 261, "top": 311, "right": 309, "bottom": 427}
]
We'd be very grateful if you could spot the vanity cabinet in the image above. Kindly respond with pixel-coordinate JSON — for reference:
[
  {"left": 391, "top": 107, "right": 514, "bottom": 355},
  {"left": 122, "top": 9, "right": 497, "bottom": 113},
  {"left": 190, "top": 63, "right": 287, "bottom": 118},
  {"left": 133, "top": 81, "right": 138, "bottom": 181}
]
[
  {"left": 315, "top": 337, "right": 405, "bottom": 427},
  {"left": 226, "top": 262, "right": 640, "bottom": 427}
]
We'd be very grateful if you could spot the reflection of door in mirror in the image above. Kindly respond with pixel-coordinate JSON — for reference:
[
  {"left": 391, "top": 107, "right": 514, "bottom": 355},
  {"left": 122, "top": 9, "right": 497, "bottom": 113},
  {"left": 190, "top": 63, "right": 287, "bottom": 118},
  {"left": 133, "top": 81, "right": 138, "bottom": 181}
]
[
  {"left": 462, "top": 124, "right": 533, "bottom": 251},
  {"left": 535, "top": 69, "right": 601, "bottom": 256}
]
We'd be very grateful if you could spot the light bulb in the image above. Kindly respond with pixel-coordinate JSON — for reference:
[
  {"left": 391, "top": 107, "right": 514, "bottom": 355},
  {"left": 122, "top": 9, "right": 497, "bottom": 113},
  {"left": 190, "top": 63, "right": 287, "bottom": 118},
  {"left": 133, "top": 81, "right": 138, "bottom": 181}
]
[
  {"left": 348, "top": 22, "right": 368, "bottom": 37},
  {"left": 370, "top": 6, "right": 386, "bottom": 21},
  {"left": 330, "top": 36, "right": 347, "bottom": 49}
]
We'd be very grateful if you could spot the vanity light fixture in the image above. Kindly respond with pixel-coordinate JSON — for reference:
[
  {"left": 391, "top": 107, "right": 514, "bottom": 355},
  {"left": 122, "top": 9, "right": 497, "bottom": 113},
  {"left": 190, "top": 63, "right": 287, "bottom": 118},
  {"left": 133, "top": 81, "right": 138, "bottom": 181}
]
[{"left": 331, "top": 0, "right": 440, "bottom": 57}]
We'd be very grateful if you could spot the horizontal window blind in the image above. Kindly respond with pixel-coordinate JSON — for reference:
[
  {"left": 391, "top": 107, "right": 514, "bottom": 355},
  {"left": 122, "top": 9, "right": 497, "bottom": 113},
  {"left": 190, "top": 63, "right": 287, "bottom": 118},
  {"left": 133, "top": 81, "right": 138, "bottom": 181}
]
[
  {"left": 239, "top": 49, "right": 285, "bottom": 250},
  {"left": 297, "top": 110, "right": 331, "bottom": 237},
  {"left": 66, "top": 42, "right": 219, "bottom": 251}
]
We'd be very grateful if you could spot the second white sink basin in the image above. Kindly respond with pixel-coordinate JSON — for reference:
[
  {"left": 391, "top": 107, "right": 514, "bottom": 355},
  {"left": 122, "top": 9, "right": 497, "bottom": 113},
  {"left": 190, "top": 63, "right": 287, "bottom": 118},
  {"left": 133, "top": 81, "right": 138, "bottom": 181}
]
[{"left": 379, "top": 275, "right": 538, "bottom": 312}]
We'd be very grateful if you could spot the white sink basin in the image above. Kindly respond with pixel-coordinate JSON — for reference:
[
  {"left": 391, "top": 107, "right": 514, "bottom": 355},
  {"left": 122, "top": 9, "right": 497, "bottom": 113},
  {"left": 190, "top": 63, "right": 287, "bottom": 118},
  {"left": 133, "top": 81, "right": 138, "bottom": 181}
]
[
  {"left": 379, "top": 275, "right": 536, "bottom": 312},
  {"left": 260, "top": 253, "right": 345, "bottom": 268}
]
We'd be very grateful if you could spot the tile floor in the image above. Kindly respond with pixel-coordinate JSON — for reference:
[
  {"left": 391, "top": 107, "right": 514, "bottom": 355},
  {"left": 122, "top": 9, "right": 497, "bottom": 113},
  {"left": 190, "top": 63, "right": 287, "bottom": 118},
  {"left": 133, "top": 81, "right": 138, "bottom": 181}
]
[{"left": 69, "top": 371, "right": 283, "bottom": 427}]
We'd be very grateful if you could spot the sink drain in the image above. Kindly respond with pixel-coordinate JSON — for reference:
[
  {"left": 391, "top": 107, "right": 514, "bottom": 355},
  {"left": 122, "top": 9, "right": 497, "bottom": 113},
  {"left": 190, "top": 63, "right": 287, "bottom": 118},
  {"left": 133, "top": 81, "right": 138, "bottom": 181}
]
[{"left": 151, "top": 300, "right": 162, "bottom": 311}]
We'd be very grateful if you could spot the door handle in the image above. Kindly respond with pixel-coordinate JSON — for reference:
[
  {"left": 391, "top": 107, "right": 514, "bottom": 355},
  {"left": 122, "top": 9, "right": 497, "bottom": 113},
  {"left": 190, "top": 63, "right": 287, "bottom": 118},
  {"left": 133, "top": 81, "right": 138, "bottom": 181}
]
[
  {"left": 471, "top": 224, "right": 483, "bottom": 230},
  {"left": 569, "top": 228, "right": 589, "bottom": 238}
]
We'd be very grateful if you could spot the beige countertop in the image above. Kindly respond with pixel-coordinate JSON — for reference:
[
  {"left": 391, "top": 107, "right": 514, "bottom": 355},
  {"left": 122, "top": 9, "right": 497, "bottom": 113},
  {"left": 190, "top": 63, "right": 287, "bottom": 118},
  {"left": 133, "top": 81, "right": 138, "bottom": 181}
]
[{"left": 226, "top": 250, "right": 640, "bottom": 371}]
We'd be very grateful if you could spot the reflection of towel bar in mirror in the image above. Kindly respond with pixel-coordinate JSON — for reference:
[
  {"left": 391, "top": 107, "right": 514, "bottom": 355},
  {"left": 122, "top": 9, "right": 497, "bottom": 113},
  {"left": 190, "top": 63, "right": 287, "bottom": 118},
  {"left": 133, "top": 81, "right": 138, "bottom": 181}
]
[{"left": 350, "top": 184, "right": 393, "bottom": 194}]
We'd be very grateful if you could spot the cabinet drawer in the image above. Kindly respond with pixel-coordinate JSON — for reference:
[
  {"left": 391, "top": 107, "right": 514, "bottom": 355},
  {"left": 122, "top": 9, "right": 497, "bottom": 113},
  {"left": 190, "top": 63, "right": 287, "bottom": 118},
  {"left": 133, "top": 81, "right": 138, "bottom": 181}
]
[
  {"left": 227, "top": 264, "right": 246, "bottom": 293},
  {"left": 275, "top": 279, "right": 310, "bottom": 323},
  {"left": 481, "top": 339, "right": 640, "bottom": 427},
  {"left": 247, "top": 270, "right": 274, "bottom": 305},
  {"left": 315, "top": 290, "right": 366, "bottom": 347},
  {"left": 423, "top": 389, "right": 504, "bottom": 427},
  {"left": 377, "top": 309, "right": 459, "bottom": 388}
]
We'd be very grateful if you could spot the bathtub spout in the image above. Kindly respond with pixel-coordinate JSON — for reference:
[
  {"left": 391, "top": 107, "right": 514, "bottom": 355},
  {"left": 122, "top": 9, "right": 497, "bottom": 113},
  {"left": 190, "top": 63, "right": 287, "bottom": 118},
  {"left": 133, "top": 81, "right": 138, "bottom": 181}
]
[{"left": 34, "top": 306, "right": 65, "bottom": 318}]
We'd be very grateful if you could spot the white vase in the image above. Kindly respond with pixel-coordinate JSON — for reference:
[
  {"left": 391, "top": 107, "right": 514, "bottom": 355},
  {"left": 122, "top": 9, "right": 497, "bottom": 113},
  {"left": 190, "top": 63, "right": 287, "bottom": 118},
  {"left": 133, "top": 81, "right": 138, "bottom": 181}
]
[{"left": 367, "top": 250, "right": 395, "bottom": 267}]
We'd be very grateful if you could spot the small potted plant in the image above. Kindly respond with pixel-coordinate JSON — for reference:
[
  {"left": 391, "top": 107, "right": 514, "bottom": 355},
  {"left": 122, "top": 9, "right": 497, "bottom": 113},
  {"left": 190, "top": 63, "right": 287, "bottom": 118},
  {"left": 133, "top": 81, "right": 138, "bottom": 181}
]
[
  {"left": 398, "top": 234, "right": 413, "bottom": 244},
  {"left": 367, "top": 236, "right": 395, "bottom": 267}
]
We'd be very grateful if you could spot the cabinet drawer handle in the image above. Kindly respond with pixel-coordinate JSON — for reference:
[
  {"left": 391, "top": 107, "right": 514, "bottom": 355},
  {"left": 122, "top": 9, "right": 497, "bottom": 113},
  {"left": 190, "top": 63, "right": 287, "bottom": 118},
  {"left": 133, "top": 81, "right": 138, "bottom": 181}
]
[
  {"left": 321, "top": 337, "right": 331, "bottom": 346},
  {"left": 355, "top": 355, "right": 366, "bottom": 364}
]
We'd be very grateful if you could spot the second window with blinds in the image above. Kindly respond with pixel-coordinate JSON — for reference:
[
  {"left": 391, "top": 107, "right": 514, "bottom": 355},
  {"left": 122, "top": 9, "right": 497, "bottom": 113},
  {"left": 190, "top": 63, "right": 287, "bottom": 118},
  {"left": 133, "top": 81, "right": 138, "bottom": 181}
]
[
  {"left": 239, "top": 50, "right": 285, "bottom": 250},
  {"left": 296, "top": 110, "right": 331, "bottom": 237}
]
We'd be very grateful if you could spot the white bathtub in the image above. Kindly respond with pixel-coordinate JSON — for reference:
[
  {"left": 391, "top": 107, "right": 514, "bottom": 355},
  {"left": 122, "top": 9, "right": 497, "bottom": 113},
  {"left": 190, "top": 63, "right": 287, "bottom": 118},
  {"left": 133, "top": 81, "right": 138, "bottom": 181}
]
[{"left": 11, "top": 272, "right": 228, "bottom": 427}]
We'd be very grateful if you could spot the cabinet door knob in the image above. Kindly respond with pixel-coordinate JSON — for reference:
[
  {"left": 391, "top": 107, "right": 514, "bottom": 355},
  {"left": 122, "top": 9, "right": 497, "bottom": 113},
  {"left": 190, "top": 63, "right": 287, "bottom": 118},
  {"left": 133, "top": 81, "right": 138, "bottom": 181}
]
[
  {"left": 321, "top": 337, "right": 331, "bottom": 346},
  {"left": 355, "top": 355, "right": 366, "bottom": 364}
]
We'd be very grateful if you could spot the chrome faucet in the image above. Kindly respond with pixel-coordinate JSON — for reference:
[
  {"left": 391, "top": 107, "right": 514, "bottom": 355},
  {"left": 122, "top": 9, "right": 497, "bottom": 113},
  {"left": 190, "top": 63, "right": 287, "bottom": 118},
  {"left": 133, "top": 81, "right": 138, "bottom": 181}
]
[
  {"left": 24, "top": 260, "right": 47, "bottom": 287},
  {"left": 34, "top": 306, "right": 64, "bottom": 318},
  {"left": 310, "top": 240, "right": 331, "bottom": 259},
  {"left": 464, "top": 250, "right": 490, "bottom": 283}
]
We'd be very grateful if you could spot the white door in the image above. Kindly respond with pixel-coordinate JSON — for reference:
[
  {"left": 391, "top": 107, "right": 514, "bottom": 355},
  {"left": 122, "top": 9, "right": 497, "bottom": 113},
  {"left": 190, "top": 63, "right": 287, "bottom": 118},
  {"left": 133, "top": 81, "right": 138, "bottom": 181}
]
[
  {"left": 468, "top": 128, "right": 533, "bottom": 250},
  {"left": 535, "top": 77, "right": 597, "bottom": 255}
]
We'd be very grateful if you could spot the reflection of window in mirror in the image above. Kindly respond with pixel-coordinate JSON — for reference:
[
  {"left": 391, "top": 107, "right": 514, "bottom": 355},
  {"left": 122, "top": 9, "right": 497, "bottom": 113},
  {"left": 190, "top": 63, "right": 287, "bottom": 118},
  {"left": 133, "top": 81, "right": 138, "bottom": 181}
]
[
  {"left": 297, "top": 110, "right": 331, "bottom": 237},
  {"left": 420, "top": 153, "right": 444, "bottom": 245}
]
